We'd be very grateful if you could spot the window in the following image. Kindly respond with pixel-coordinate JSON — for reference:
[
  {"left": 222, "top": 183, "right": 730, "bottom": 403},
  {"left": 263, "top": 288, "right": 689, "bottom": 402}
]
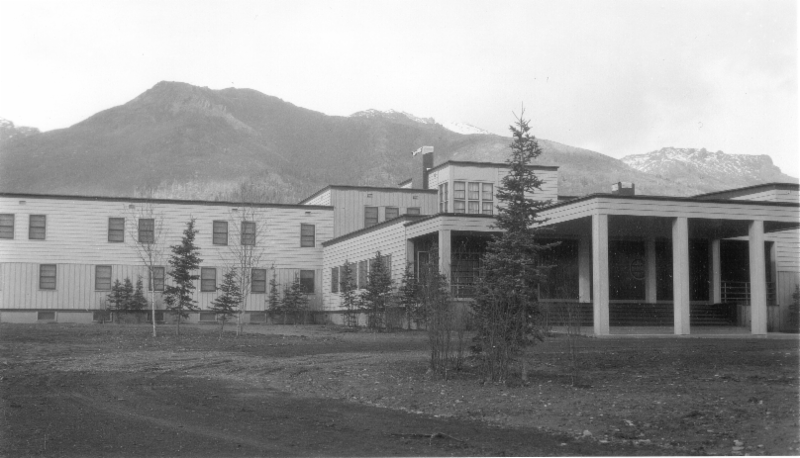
[
  {"left": 385, "top": 207, "right": 399, "bottom": 220},
  {"left": 300, "top": 224, "right": 315, "bottom": 247},
  {"left": 300, "top": 270, "right": 315, "bottom": 293},
  {"left": 467, "top": 183, "right": 480, "bottom": 214},
  {"left": 438, "top": 183, "right": 448, "bottom": 213},
  {"left": 468, "top": 201, "right": 480, "bottom": 214},
  {"left": 406, "top": 207, "right": 420, "bottom": 215},
  {"left": 95, "top": 265, "right": 112, "bottom": 291},
  {"left": 201, "top": 268, "right": 217, "bottom": 292},
  {"left": 40, "top": 264, "right": 56, "bottom": 290},
  {"left": 0, "top": 214, "right": 14, "bottom": 239},
  {"left": 482, "top": 183, "right": 494, "bottom": 215},
  {"left": 29, "top": 215, "right": 46, "bottom": 240},
  {"left": 213, "top": 221, "right": 228, "bottom": 245},
  {"left": 364, "top": 207, "right": 378, "bottom": 228},
  {"left": 453, "top": 181, "right": 466, "bottom": 213},
  {"left": 331, "top": 267, "right": 339, "bottom": 293},
  {"left": 108, "top": 218, "right": 124, "bottom": 242},
  {"left": 38, "top": 311, "right": 56, "bottom": 321},
  {"left": 252, "top": 268, "right": 266, "bottom": 293},
  {"left": 241, "top": 221, "right": 256, "bottom": 245},
  {"left": 138, "top": 218, "right": 154, "bottom": 243},
  {"left": 149, "top": 266, "right": 165, "bottom": 291},
  {"left": 358, "top": 260, "right": 368, "bottom": 288}
]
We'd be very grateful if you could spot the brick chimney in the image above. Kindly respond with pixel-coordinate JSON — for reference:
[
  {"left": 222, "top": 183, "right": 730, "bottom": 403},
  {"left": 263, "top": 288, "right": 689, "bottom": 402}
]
[
  {"left": 611, "top": 182, "right": 635, "bottom": 196},
  {"left": 411, "top": 146, "right": 434, "bottom": 189}
]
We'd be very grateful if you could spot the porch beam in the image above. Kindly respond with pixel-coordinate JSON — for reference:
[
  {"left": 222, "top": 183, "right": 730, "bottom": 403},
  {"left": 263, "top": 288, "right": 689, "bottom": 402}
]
[
  {"left": 591, "top": 214, "right": 610, "bottom": 335},
  {"left": 749, "top": 220, "right": 767, "bottom": 334},
  {"left": 672, "top": 217, "right": 691, "bottom": 335},
  {"left": 645, "top": 237, "right": 657, "bottom": 303},
  {"left": 711, "top": 239, "right": 721, "bottom": 303},
  {"left": 438, "top": 230, "right": 451, "bottom": 284}
]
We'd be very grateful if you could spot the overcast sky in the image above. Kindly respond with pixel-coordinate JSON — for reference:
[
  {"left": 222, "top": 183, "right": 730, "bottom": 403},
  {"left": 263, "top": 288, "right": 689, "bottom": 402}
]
[{"left": 1, "top": 0, "right": 797, "bottom": 175}]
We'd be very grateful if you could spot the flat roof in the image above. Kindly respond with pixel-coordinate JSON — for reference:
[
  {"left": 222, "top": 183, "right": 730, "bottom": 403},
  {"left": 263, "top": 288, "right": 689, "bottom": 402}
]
[
  {"left": 540, "top": 192, "right": 800, "bottom": 212},
  {"left": 298, "top": 185, "right": 437, "bottom": 205},
  {"left": 426, "top": 160, "right": 559, "bottom": 175},
  {"left": 321, "top": 214, "right": 427, "bottom": 246},
  {"left": 692, "top": 182, "right": 799, "bottom": 200},
  {"left": 0, "top": 192, "right": 333, "bottom": 211}
]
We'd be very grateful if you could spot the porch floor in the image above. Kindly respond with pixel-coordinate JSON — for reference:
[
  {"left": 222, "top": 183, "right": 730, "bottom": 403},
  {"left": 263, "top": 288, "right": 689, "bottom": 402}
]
[{"left": 551, "top": 326, "right": 797, "bottom": 338}]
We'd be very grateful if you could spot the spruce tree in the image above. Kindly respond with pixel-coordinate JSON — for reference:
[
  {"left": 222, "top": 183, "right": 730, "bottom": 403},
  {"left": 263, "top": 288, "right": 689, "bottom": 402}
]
[
  {"left": 164, "top": 218, "right": 203, "bottom": 335},
  {"left": 121, "top": 277, "right": 135, "bottom": 310},
  {"left": 267, "top": 270, "right": 281, "bottom": 321},
  {"left": 131, "top": 276, "right": 149, "bottom": 311},
  {"left": 281, "top": 274, "right": 307, "bottom": 325},
  {"left": 211, "top": 269, "right": 242, "bottom": 337},
  {"left": 107, "top": 279, "right": 124, "bottom": 311},
  {"left": 473, "top": 109, "right": 551, "bottom": 382},
  {"left": 398, "top": 262, "right": 421, "bottom": 330},
  {"left": 361, "top": 252, "right": 393, "bottom": 331},
  {"left": 339, "top": 261, "right": 358, "bottom": 328}
]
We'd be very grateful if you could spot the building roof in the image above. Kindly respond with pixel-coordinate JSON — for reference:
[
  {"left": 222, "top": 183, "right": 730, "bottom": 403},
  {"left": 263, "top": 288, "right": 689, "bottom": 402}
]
[
  {"left": 539, "top": 191, "right": 800, "bottom": 212},
  {"left": 692, "top": 182, "right": 799, "bottom": 200},
  {"left": 321, "top": 214, "right": 427, "bottom": 247},
  {"left": 298, "top": 184, "right": 437, "bottom": 205},
  {"left": 425, "top": 160, "right": 559, "bottom": 175},
  {"left": 0, "top": 192, "right": 333, "bottom": 211}
]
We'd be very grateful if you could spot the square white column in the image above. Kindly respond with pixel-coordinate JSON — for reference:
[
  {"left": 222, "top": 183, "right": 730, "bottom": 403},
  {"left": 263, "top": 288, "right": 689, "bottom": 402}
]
[
  {"left": 578, "top": 230, "right": 592, "bottom": 303},
  {"left": 749, "top": 220, "right": 767, "bottom": 334},
  {"left": 672, "top": 217, "right": 691, "bottom": 335},
  {"left": 438, "top": 229, "right": 451, "bottom": 283},
  {"left": 711, "top": 239, "right": 721, "bottom": 304},
  {"left": 645, "top": 237, "right": 657, "bottom": 304},
  {"left": 592, "top": 214, "right": 610, "bottom": 335}
]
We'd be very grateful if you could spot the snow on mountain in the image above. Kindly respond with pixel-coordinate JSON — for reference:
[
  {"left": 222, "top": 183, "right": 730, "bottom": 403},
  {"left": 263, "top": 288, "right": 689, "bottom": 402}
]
[
  {"left": 440, "top": 121, "right": 490, "bottom": 135},
  {"left": 350, "top": 109, "right": 489, "bottom": 135}
]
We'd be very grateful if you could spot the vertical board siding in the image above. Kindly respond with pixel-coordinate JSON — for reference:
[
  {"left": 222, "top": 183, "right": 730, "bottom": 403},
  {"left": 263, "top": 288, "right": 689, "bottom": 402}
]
[
  {"left": 323, "top": 222, "right": 408, "bottom": 310},
  {"left": 330, "top": 189, "right": 438, "bottom": 237}
]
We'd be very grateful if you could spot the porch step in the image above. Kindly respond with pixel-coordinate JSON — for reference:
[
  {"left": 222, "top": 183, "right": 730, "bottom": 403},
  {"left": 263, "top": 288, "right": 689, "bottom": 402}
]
[{"left": 541, "top": 302, "right": 739, "bottom": 327}]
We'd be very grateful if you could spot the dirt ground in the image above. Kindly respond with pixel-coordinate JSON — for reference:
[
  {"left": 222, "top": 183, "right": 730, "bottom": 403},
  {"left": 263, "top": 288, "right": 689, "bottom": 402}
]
[{"left": 1, "top": 323, "right": 798, "bottom": 457}]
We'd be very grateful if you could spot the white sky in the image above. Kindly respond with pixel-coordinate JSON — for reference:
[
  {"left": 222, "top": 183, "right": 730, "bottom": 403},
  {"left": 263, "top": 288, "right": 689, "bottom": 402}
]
[{"left": 1, "top": 0, "right": 797, "bottom": 175}]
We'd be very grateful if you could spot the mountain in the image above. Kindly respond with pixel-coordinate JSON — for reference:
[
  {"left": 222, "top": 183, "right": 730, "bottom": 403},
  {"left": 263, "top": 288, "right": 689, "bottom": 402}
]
[
  {"left": 621, "top": 147, "right": 798, "bottom": 192},
  {"left": 0, "top": 82, "right": 795, "bottom": 202},
  {"left": 0, "top": 117, "right": 40, "bottom": 145}
]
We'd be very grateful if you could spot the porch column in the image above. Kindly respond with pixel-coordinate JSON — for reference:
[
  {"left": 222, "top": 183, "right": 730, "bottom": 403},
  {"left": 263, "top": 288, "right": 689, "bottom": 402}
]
[
  {"left": 645, "top": 237, "right": 657, "bottom": 303},
  {"left": 438, "top": 229, "right": 451, "bottom": 283},
  {"left": 591, "top": 214, "right": 610, "bottom": 335},
  {"left": 711, "top": 239, "right": 721, "bottom": 303},
  {"left": 672, "top": 217, "right": 691, "bottom": 335},
  {"left": 578, "top": 231, "right": 592, "bottom": 303},
  {"left": 406, "top": 239, "right": 415, "bottom": 273},
  {"left": 748, "top": 220, "right": 767, "bottom": 334}
]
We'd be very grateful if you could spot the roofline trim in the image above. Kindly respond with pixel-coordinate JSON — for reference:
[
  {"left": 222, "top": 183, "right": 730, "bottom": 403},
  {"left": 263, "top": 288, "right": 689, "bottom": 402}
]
[
  {"left": 692, "top": 182, "right": 799, "bottom": 199},
  {"left": 321, "top": 214, "right": 427, "bottom": 247},
  {"left": 299, "top": 184, "right": 437, "bottom": 204},
  {"left": 540, "top": 192, "right": 800, "bottom": 212}
]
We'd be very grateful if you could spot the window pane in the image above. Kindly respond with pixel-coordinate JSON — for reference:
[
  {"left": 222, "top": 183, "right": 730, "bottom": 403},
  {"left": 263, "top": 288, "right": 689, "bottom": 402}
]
[
  {"left": 40, "top": 264, "right": 56, "bottom": 290},
  {"left": 468, "top": 182, "right": 480, "bottom": 200},
  {"left": 406, "top": 207, "right": 420, "bottom": 215},
  {"left": 300, "top": 270, "right": 315, "bottom": 293},
  {"left": 0, "top": 214, "right": 14, "bottom": 239},
  {"left": 213, "top": 221, "right": 228, "bottom": 245},
  {"left": 482, "top": 183, "right": 493, "bottom": 201},
  {"left": 201, "top": 268, "right": 217, "bottom": 292},
  {"left": 96, "top": 266, "right": 112, "bottom": 291},
  {"left": 301, "top": 224, "right": 315, "bottom": 247},
  {"left": 364, "top": 207, "right": 378, "bottom": 228},
  {"left": 29, "top": 215, "right": 46, "bottom": 240},
  {"left": 252, "top": 268, "right": 267, "bottom": 293},
  {"left": 149, "top": 267, "right": 165, "bottom": 291},
  {"left": 385, "top": 207, "right": 399, "bottom": 220},
  {"left": 482, "top": 202, "right": 493, "bottom": 215},
  {"left": 468, "top": 201, "right": 480, "bottom": 214},
  {"left": 108, "top": 218, "right": 124, "bottom": 242},
  {"left": 241, "top": 221, "right": 256, "bottom": 245},
  {"left": 138, "top": 219, "right": 154, "bottom": 243},
  {"left": 453, "top": 200, "right": 466, "bottom": 213},
  {"left": 453, "top": 181, "right": 465, "bottom": 199},
  {"left": 331, "top": 267, "right": 339, "bottom": 293}
]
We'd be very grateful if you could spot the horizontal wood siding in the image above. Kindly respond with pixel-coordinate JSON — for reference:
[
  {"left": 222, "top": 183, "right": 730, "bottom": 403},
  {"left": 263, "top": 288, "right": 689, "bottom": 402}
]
[
  {"left": 427, "top": 167, "right": 450, "bottom": 190},
  {"left": 733, "top": 189, "right": 799, "bottom": 203},
  {"left": 329, "top": 189, "right": 437, "bottom": 237},
  {"left": 768, "top": 229, "right": 800, "bottom": 273},
  {"left": 0, "top": 196, "right": 332, "bottom": 269},
  {"left": 323, "top": 222, "right": 408, "bottom": 310},
  {"left": 302, "top": 189, "right": 332, "bottom": 206}
]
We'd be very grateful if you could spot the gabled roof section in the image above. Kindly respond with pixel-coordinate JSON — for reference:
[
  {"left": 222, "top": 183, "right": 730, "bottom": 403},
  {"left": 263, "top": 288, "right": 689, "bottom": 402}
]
[
  {"left": 0, "top": 192, "right": 333, "bottom": 210},
  {"left": 692, "top": 183, "right": 799, "bottom": 200},
  {"left": 299, "top": 184, "right": 437, "bottom": 204}
]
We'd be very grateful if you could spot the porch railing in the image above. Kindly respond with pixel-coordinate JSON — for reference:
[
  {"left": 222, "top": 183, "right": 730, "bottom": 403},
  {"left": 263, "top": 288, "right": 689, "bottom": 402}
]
[{"left": 720, "top": 281, "right": 777, "bottom": 305}]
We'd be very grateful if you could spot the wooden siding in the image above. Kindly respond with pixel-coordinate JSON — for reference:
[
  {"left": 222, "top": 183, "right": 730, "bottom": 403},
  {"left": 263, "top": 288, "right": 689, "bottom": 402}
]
[
  {"left": 0, "top": 263, "right": 321, "bottom": 311},
  {"left": 302, "top": 189, "right": 332, "bottom": 206},
  {"left": 328, "top": 189, "right": 438, "bottom": 237},
  {"left": 732, "top": 189, "right": 799, "bottom": 203},
  {"left": 322, "top": 221, "right": 409, "bottom": 310},
  {"left": 0, "top": 196, "right": 332, "bottom": 268}
]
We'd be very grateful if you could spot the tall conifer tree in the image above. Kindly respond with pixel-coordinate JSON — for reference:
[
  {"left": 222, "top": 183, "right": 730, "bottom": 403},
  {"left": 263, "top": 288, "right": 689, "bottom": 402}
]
[{"left": 164, "top": 218, "right": 203, "bottom": 335}]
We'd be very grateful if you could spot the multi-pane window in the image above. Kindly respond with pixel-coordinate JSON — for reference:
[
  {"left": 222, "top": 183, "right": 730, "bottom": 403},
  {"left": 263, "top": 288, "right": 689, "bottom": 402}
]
[
  {"left": 364, "top": 207, "right": 378, "bottom": 228},
  {"left": 138, "top": 219, "right": 155, "bottom": 243},
  {"left": 201, "top": 268, "right": 217, "bottom": 292},
  {"left": 358, "top": 260, "right": 368, "bottom": 288},
  {"left": 482, "top": 183, "right": 494, "bottom": 215},
  {"left": 385, "top": 207, "right": 399, "bottom": 220},
  {"left": 300, "top": 224, "right": 315, "bottom": 247},
  {"left": 438, "top": 183, "right": 448, "bottom": 213},
  {"left": 213, "top": 221, "right": 228, "bottom": 245},
  {"left": 331, "top": 267, "right": 339, "bottom": 293},
  {"left": 40, "top": 264, "right": 56, "bottom": 290},
  {"left": 453, "top": 181, "right": 466, "bottom": 213},
  {"left": 29, "top": 215, "right": 46, "bottom": 240},
  {"left": 0, "top": 214, "right": 14, "bottom": 239},
  {"left": 95, "top": 265, "right": 112, "bottom": 291},
  {"left": 252, "top": 268, "right": 267, "bottom": 293},
  {"left": 108, "top": 218, "right": 125, "bottom": 242},
  {"left": 300, "top": 270, "right": 315, "bottom": 293},
  {"left": 406, "top": 207, "right": 420, "bottom": 215},
  {"left": 467, "top": 182, "right": 481, "bottom": 214},
  {"left": 149, "top": 266, "right": 165, "bottom": 291},
  {"left": 241, "top": 221, "right": 256, "bottom": 245}
]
